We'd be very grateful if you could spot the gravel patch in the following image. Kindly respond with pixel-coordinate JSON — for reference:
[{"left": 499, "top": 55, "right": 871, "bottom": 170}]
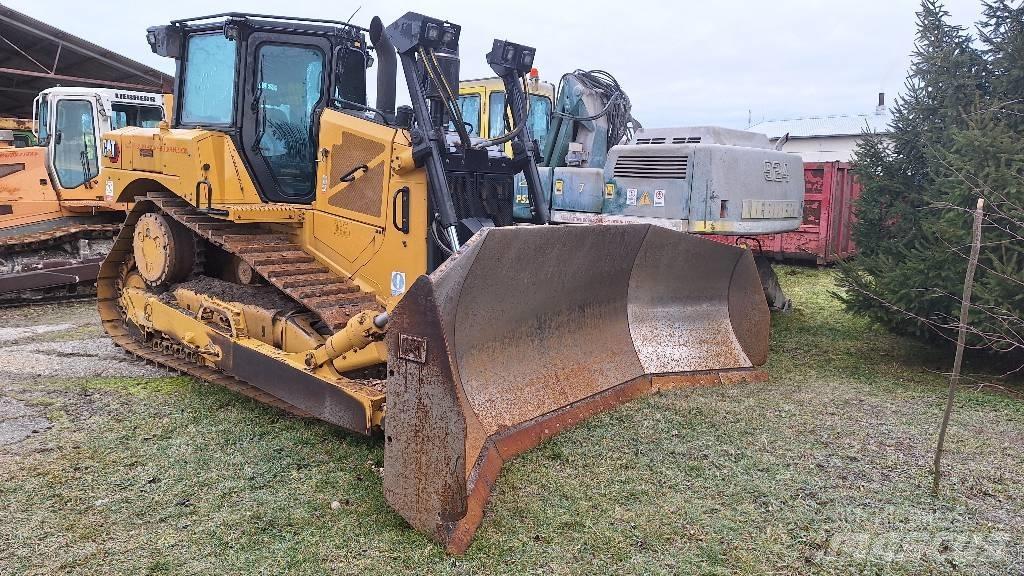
[
  {"left": 0, "top": 323, "right": 77, "bottom": 343},
  {"left": 0, "top": 338, "right": 167, "bottom": 379}
]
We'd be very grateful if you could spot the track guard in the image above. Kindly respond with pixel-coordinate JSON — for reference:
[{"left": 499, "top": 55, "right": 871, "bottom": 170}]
[{"left": 384, "top": 224, "right": 769, "bottom": 553}]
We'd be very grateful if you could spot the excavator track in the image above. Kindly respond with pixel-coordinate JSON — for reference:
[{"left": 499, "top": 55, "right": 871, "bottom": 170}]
[
  {"left": 98, "top": 191, "right": 383, "bottom": 421},
  {"left": 0, "top": 222, "right": 119, "bottom": 304}
]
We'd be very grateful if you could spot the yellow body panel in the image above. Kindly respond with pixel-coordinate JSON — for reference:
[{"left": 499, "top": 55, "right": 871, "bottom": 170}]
[{"left": 102, "top": 108, "right": 430, "bottom": 312}]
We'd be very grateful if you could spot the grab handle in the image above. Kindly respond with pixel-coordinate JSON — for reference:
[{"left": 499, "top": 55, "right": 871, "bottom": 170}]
[{"left": 392, "top": 186, "right": 409, "bottom": 234}]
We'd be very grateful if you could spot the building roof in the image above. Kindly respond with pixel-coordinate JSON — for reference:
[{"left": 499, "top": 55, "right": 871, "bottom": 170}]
[
  {"left": 749, "top": 110, "right": 893, "bottom": 140},
  {"left": 0, "top": 5, "right": 172, "bottom": 117}
]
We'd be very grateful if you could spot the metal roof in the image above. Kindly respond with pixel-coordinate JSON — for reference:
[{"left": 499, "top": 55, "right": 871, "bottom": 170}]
[
  {"left": 0, "top": 5, "right": 172, "bottom": 117},
  {"left": 749, "top": 110, "right": 893, "bottom": 140}
]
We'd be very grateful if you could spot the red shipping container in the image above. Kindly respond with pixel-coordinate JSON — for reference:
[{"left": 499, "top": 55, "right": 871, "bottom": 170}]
[{"left": 707, "top": 161, "right": 862, "bottom": 264}]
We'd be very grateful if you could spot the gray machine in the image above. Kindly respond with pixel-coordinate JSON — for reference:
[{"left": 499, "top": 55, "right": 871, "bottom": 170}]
[{"left": 508, "top": 70, "right": 803, "bottom": 309}]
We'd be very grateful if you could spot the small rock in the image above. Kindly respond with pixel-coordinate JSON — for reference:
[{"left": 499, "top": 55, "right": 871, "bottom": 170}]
[{"left": 330, "top": 500, "right": 342, "bottom": 510}]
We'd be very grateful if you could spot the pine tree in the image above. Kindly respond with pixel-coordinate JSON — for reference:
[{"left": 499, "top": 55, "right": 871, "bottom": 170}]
[{"left": 837, "top": 0, "right": 1024, "bottom": 357}]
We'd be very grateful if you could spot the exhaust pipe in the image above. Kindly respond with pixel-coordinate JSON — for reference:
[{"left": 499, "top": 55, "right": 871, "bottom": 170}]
[{"left": 370, "top": 16, "right": 397, "bottom": 117}]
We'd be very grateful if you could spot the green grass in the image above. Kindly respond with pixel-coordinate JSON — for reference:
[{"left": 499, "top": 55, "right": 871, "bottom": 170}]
[{"left": 2, "top": 266, "right": 1022, "bottom": 575}]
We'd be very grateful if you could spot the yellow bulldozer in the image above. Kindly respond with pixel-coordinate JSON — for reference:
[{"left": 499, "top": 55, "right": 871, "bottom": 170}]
[{"left": 97, "top": 11, "right": 769, "bottom": 552}]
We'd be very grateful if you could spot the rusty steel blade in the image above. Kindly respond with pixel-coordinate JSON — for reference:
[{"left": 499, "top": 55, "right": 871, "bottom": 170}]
[{"left": 383, "top": 224, "right": 769, "bottom": 553}]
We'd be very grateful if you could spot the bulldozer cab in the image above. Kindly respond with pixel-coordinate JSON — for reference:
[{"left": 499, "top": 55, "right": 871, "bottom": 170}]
[
  {"left": 32, "top": 87, "right": 165, "bottom": 199},
  {"left": 148, "top": 14, "right": 371, "bottom": 205}
]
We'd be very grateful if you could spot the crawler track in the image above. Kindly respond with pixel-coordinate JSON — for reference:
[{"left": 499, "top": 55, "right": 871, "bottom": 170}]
[
  {"left": 0, "top": 222, "right": 119, "bottom": 304},
  {"left": 98, "top": 191, "right": 383, "bottom": 420}
]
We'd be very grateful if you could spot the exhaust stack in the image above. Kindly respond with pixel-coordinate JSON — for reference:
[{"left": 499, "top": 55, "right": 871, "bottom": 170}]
[{"left": 370, "top": 16, "right": 397, "bottom": 118}]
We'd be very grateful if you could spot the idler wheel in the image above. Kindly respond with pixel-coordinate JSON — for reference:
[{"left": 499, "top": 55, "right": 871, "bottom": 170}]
[{"left": 132, "top": 212, "right": 195, "bottom": 287}]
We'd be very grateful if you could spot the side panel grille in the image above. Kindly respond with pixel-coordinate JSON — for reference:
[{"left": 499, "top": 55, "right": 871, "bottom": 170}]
[
  {"left": 613, "top": 155, "right": 689, "bottom": 179},
  {"left": 671, "top": 136, "right": 702, "bottom": 144},
  {"left": 635, "top": 137, "right": 666, "bottom": 145}
]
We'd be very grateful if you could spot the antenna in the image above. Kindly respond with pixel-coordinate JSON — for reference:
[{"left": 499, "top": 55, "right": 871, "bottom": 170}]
[{"left": 346, "top": 6, "right": 362, "bottom": 25}]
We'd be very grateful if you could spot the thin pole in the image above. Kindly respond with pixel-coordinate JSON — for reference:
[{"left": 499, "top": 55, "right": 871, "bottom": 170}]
[{"left": 933, "top": 197, "right": 985, "bottom": 494}]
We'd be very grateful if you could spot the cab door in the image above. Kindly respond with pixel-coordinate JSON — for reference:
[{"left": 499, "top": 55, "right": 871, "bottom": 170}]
[
  {"left": 47, "top": 96, "right": 102, "bottom": 199},
  {"left": 239, "top": 33, "right": 330, "bottom": 204}
]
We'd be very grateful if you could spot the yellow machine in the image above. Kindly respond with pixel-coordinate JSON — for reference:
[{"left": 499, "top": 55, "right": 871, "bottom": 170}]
[
  {"left": 98, "top": 12, "right": 769, "bottom": 553},
  {"left": 0, "top": 87, "right": 168, "bottom": 301},
  {"left": 458, "top": 73, "right": 554, "bottom": 154}
]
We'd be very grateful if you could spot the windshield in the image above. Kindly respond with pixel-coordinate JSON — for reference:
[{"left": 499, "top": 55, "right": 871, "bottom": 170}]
[
  {"left": 110, "top": 104, "right": 164, "bottom": 129},
  {"left": 181, "top": 33, "right": 237, "bottom": 124}
]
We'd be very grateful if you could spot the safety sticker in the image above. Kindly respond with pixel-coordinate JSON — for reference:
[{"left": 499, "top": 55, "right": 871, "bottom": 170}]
[
  {"left": 554, "top": 179, "right": 564, "bottom": 195},
  {"left": 638, "top": 191, "right": 652, "bottom": 206},
  {"left": 605, "top": 183, "right": 615, "bottom": 199},
  {"left": 104, "top": 180, "right": 115, "bottom": 201},
  {"left": 391, "top": 271, "right": 407, "bottom": 296},
  {"left": 653, "top": 189, "right": 666, "bottom": 207},
  {"left": 321, "top": 174, "right": 328, "bottom": 192},
  {"left": 626, "top": 188, "right": 638, "bottom": 205}
]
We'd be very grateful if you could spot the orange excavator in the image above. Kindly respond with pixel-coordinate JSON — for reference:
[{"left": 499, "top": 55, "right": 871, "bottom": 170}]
[{"left": 0, "top": 87, "right": 167, "bottom": 302}]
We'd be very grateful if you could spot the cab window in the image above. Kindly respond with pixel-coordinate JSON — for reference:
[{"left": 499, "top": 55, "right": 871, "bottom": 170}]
[
  {"left": 252, "top": 42, "right": 325, "bottom": 197},
  {"left": 36, "top": 94, "right": 49, "bottom": 143},
  {"left": 181, "top": 33, "right": 236, "bottom": 124},
  {"left": 453, "top": 94, "right": 481, "bottom": 136},
  {"left": 488, "top": 91, "right": 507, "bottom": 138},
  {"left": 53, "top": 99, "right": 98, "bottom": 189},
  {"left": 487, "top": 91, "right": 551, "bottom": 149},
  {"left": 110, "top": 104, "right": 164, "bottom": 129},
  {"left": 333, "top": 47, "right": 367, "bottom": 111},
  {"left": 528, "top": 94, "right": 552, "bottom": 149}
]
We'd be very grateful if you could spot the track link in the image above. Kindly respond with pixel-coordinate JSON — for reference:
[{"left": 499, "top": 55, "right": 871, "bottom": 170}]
[{"left": 143, "top": 191, "right": 383, "bottom": 331}]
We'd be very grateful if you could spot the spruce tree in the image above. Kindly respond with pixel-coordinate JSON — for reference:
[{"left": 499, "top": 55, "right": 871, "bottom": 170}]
[{"left": 838, "top": 0, "right": 1023, "bottom": 357}]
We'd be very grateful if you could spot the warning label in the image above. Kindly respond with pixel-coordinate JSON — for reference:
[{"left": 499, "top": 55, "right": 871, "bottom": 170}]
[
  {"left": 626, "top": 188, "right": 638, "bottom": 205},
  {"left": 638, "top": 191, "right": 652, "bottom": 206},
  {"left": 654, "top": 189, "right": 666, "bottom": 207}
]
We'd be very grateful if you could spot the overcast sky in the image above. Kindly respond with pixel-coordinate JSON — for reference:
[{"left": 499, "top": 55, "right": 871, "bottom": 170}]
[{"left": 5, "top": 0, "right": 988, "bottom": 128}]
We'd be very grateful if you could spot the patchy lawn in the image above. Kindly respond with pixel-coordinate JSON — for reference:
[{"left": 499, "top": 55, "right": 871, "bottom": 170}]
[{"left": 1, "top": 267, "right": 1022, "bottom": 575}]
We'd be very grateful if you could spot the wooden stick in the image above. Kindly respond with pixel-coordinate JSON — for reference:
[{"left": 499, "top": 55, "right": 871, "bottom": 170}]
[{"left": 933, "top": 197, "right": 985, "bottom": 494}]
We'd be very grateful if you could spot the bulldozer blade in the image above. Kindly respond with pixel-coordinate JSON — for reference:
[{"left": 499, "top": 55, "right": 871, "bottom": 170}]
[{"left": 383, "top": 224, "right": 769, "bottom": 553}]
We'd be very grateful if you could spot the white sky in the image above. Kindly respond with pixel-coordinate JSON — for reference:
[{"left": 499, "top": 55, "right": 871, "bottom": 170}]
[{"left": 5, "top": 0, "right": 987, "bottom": 128}]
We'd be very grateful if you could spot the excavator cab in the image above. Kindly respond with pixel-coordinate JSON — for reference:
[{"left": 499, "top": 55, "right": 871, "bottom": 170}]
[{"left": 32, "top": 87, "right": 164, "bottom": 199}]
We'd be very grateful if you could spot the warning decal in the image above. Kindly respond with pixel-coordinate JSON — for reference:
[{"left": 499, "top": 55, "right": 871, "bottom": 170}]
[
  {"left": 626, "top": 188, "right": 638, "bottom": 205},
  {"left": 638, "top": 191, "right": 652, "bottom": 206},
  {"left": 654, "top": 189, "right": 666, "bottom": 207},
  {"left": 554, "top": 180, "right": 564, "bottom": 195}
]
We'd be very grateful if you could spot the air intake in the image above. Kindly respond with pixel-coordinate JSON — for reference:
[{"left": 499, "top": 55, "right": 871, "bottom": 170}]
[
  {"left": 635, "top": 137, "right": 666, "bottom": 145},
  {"left": 612, "top": 155, "right": 688, "bottom": 179},
  {"left": 671, "top": 136, "right": 702, "bottom": 144}
]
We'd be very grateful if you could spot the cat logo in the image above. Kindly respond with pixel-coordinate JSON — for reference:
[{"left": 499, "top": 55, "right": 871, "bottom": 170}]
[{"left": 638, "top": 191, "right": 653, "bottom": 206}]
